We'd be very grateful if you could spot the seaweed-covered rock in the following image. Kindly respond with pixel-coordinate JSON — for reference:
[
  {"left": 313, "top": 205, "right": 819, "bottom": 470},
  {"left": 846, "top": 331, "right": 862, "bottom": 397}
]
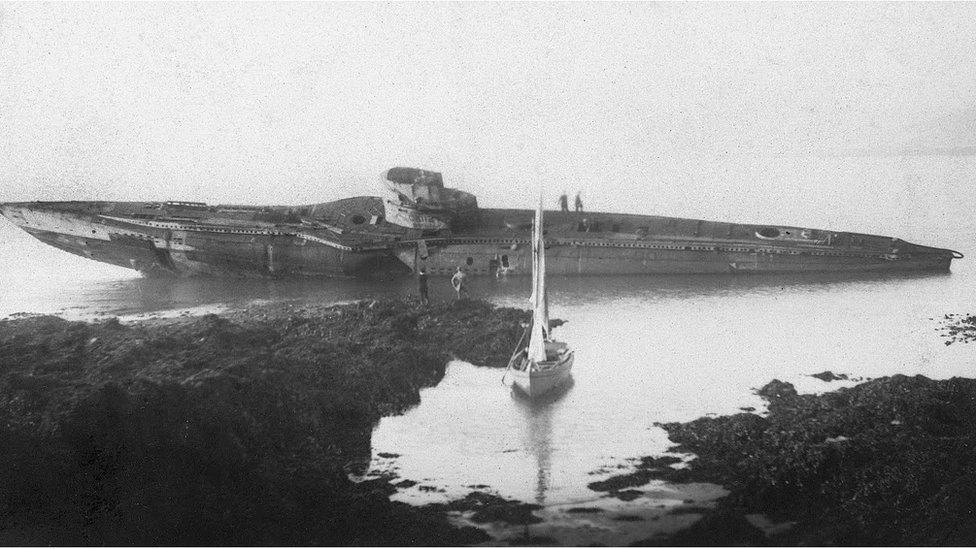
[
  {"left": 587, "top": 455, "right": 690, "bottom": 493},
  {"left": 634, "top": 509, "right": 768, "bottom": 546},
  {"left": 0, "top": 299, "right": 526, "bottom": 545},
  {"left": 938, "top": 313, "right": 976, "bottom": 345},
  {"left": 426, "top": 491, "right": 543, "bottom": 525},
  {"left": 647, "top": 375, "right": 976, "bottom": 545},
  {"left": 754, "top": 379, "right": 798, "bottom": 402},
  {"left": 809, "top": 370, "right": 848, "bottom": 382}
]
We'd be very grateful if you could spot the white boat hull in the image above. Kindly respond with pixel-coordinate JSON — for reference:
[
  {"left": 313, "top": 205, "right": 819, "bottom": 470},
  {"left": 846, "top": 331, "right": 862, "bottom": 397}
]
[{"left": 512, "top": 352, "right": 574, "bottom": 398}]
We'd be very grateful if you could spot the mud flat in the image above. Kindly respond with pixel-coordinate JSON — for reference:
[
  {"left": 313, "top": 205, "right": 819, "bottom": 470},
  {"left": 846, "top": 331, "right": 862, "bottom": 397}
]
[
  {"left": 0, "top": 298, "right": 529, "bottom": 545},
  {"left": 605, "top": 374, "right": 976, "bottom": 546}
]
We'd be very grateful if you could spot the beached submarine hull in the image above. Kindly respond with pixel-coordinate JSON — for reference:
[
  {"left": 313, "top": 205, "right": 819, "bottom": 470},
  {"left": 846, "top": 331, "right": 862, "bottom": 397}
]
[{"left": 0, "top": 170, "right": 961, "bottom": 278}]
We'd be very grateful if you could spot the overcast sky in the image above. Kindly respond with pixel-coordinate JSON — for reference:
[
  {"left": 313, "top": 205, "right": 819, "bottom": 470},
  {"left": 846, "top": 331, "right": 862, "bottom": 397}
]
[{"left": 1, "top": 2, "right": 974, "bottom": 221}]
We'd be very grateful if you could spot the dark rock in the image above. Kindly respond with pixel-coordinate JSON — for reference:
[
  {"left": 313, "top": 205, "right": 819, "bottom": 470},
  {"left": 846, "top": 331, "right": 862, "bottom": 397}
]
[
  {"left": 639, "top": 375, "right": 976, "bottom": 545},
  {"left": 938, "top": 313, "right": 976, "bottom": 345},
  {"left": 566, "top": 507, "right": 604, "bottom": 514},
  {"left": 613, "top": 490, "right": 645, "bottom": 502},
  {"left": 810, "top": 370, "right": 849, "bottom": 382},
  {"left": 506, "top": 535, "right": 558, "bottom": 546},
  {"left": 588, "top": 455, "right": 689, "bottom": 492},
  {"left": 632, "top": 510, "right": 766, "bottom": 546},
  {"left": 589, "top": 471, "right": 655, "bottom": 492},
  {"left": 427, "top": 491, "right": 542, "bottom": 525},
  {"left": 639, "top": 455, "right": 683, "bottom": 468},
  {"left": 755, "top": 379, "right": 798, "bottom": 401},
  {"left": 0, "top": 299, "right": 524, "bottom": 545}
]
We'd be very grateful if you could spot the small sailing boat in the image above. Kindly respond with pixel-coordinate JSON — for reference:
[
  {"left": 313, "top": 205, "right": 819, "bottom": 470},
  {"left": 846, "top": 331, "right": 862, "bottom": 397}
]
[{"left": 506, "top": 198, "right": 574, "bottom": 397}]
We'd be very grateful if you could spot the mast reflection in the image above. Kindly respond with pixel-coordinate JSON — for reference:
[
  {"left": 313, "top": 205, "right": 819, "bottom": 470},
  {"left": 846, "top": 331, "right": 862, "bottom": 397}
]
[{"left": 511, "top": 377, "right": 574, "bottom": 506}]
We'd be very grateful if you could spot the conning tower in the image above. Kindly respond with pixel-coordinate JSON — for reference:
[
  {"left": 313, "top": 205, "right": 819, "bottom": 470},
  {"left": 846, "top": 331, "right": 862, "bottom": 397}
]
[{"left": 380, "top": 167, "right": 478, "bottom": 230}]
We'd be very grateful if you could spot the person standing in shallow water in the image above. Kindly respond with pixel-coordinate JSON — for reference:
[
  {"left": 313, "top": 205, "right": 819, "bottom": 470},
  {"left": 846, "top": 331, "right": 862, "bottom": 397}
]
[
  {"left": 558, "top": 192, "right": 569, "bottom": 212},
  {"left": 575, "top": 192, "right": 583, "bottom": 212},
  {"left": 417, "top": 267, "right": 429, "bottom": 305},
  {"left": 451, "top": 267, "right": 468, "bottom": 300}
]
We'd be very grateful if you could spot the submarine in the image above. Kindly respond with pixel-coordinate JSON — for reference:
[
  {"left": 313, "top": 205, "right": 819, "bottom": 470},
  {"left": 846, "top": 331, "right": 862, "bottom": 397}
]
[{"left": 0, "top": 167, "right": 963, "bottom": 278}]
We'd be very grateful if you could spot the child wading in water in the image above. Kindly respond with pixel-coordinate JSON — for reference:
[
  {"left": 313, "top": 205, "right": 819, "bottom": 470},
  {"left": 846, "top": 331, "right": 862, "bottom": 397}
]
[
  {"left": 451, "top": 267, "right": 468, "bottom": 300},
  {"left": 418, "top": 267, "right": 429, "bottom": 305}
]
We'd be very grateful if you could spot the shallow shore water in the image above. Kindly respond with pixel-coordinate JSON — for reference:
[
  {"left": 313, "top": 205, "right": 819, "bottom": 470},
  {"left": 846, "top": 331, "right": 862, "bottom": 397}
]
[
  {"left": 1, "top": 298, "right": 975, "bottom": 545},
  {"left": 2, "top": 203, "right": 976, "bottom": 545}
]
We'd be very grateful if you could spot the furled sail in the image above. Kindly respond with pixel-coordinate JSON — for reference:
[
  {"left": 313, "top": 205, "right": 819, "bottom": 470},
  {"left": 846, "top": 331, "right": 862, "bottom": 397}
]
[{"left": 528, "top": 198, "right": 549, "bottom": 363}]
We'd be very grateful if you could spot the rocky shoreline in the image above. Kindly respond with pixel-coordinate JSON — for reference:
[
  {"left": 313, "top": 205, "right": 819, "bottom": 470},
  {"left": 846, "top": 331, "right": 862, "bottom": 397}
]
[
  {"left": 0, "top": 298, "right": 529, "bottom": 545},
  {"left": 3, "top": 298, "right": 974, "bottom": 546},
  {"left": 601, "top": 374, "right": 976, "bottom": 546}
]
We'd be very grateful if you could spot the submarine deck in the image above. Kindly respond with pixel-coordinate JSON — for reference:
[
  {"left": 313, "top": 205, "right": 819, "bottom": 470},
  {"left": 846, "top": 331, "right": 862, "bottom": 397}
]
[{"left": 0, "top": 198, "right": 961, "bottom": 278}]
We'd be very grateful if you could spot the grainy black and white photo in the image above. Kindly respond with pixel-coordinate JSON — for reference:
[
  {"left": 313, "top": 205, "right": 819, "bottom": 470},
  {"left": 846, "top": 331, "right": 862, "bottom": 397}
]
[{"left": 1, "top": 1, "right": 975, "bottom": 546}]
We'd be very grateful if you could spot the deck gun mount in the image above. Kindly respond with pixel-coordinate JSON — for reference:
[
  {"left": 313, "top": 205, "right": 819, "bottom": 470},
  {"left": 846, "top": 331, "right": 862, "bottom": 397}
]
[{"left": 380, "top": 167, "right": 478, "bottom": 230}]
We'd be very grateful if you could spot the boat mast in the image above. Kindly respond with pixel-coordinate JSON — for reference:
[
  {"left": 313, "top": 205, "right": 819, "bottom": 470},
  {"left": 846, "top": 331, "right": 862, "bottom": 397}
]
[
  {"left": 537, "top": 198, "right": 549, "bottom": 339},
  {"left": 528, "top": 197, "right": 549, "bottom": 362}
]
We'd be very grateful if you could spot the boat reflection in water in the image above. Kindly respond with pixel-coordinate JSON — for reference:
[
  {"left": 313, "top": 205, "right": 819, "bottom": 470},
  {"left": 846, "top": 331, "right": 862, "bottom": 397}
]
[
  {"left": 508, "top": 378, "right": 573, "bottom": 542},
  {"left": 512, "top": 378, "right": 575, "bottom": 506}
]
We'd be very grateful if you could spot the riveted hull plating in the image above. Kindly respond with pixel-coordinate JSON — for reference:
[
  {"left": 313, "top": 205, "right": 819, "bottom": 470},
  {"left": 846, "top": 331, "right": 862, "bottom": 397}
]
[{"left": 0, "top": 177, "right": 960, "bottom": 279}]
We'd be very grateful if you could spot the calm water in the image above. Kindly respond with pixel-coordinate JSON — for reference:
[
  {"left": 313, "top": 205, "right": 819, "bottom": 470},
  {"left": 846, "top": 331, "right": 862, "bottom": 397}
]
[{"left": 2, "top": 156, "right": 975, "bottom": 542}]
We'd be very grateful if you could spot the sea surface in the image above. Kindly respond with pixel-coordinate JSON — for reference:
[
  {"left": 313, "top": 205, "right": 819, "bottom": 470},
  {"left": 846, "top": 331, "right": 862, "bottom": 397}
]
[{"left": 1, "top": 156, "right": 975, "bottom": 543}]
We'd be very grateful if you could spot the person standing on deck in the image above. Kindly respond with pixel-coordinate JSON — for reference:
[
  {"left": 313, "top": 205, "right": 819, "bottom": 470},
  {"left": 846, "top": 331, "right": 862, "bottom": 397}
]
[
  {"left": 418, "top": 267, "right": 429, "bottom": 305},
  {"left": 451, "top": 267, "right": 468, "bottom": 300},
  {"left": 574, "top": 192, "right": 583, "bottom": 212},
  {"left": 558, "top": 192, "right": 569, "bottom": 212}
]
